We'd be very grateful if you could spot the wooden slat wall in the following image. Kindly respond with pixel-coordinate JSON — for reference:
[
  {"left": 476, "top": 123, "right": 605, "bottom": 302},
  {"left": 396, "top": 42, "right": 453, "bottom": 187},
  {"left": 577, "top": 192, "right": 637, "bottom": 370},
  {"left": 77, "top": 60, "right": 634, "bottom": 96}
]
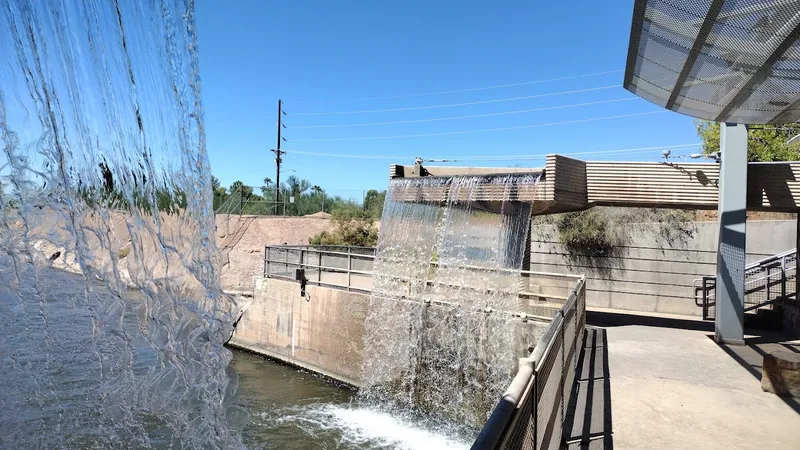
[
  {"left": 389, "top": 160, "right": 800, "bottom": 212},
  {"left": 586, "top": 161, "right": 720, "bottom": 207},
  {"left": 748, "top": 163, "right": 800, "bottom": 211},
  {"left": 547, "top": 154, "right": 587, "bottom": 205},
  {"left": 388, "top": 180, "right": 544, "bottom": 203}
]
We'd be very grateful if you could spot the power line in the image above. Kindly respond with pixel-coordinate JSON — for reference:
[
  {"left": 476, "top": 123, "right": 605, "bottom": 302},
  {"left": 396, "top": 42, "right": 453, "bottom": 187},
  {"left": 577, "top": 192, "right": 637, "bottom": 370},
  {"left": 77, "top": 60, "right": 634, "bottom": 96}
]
[
  {"left": 284, "top": 143, "right": 703, "bottom": 162},
  {"left": 287, "top": 69, "right": 623, "bottom": 104},
  {"left": 290, "top": 97, "right": 638, "bottom": 129},
  {"left": 290, "top": 110, "right": 667, "bottom": 142},
  {"left": 289, "top": 85, "right": 621, "bottom": 116}
]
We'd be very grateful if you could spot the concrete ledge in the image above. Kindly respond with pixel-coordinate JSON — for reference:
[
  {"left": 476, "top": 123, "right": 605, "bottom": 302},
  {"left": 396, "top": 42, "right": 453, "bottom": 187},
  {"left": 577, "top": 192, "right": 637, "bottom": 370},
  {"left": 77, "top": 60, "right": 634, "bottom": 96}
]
[
  {"left": 762, "top": 351, "right": 800, "bottom": 398},
  {"left": 227, "top": 339, "right": 360, "bottom": 389}
]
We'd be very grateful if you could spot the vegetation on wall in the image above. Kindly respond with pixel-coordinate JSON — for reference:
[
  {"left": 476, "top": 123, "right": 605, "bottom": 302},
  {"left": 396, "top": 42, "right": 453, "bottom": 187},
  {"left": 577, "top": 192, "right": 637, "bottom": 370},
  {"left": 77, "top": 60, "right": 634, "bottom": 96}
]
[
  {"left": 534, "top": 207, "right": 697, "bottom": 276},
  {"left": 541, "top": 121, "right": 800, "bottom": 275}
]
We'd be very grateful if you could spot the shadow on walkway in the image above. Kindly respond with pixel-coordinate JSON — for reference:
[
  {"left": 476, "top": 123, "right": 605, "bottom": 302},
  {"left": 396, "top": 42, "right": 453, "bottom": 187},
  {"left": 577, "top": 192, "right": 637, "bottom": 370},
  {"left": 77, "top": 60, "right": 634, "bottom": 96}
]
[
  {"left": 710, "top": 334, "right": 800, "bottom": 416},
  {"left": 586, "top": 310, "right": 713, "bottom": 332},
  {"left": 562, "top": 327, "right": 613, "bottom": 449}
]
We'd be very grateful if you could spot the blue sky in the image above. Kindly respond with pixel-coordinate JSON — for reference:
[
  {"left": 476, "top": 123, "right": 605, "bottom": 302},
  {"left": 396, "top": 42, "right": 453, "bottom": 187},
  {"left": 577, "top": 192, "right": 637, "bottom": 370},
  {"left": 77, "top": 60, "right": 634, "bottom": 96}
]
[{"left": 195, "top": 0, "right": 700, "bottom": 199}]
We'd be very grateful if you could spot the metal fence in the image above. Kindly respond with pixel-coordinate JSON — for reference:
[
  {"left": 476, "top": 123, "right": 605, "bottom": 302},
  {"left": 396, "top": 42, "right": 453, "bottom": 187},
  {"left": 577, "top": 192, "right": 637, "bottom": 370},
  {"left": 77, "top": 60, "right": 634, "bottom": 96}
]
[
  {"left": 694, "top": 249, "right": 797, "bottom": 320},
  {"left": 263, "top": 244, "right": 580, "bottom": 308},
  {"left": 471, "top": 277, "right": 586, "bottom": 450},
  {"left": 214, "top": 184, "right": 368, "bottom": 217},
  {"left": 264, "top": 245, "right": 376, "bottom": 292}
]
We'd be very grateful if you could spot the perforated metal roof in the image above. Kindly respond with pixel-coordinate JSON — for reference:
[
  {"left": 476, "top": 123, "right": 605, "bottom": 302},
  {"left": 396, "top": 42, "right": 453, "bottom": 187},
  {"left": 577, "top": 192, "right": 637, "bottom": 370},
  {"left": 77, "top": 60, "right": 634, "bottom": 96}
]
[{"left": 624, "top": 0, "right": 800, "bottom": 124}]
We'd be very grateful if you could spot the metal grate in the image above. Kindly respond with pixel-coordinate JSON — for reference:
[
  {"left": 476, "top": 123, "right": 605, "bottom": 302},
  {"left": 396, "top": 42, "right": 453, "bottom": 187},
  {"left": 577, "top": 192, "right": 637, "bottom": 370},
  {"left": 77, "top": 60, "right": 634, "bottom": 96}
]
[
  {"left": 535, "top": 330, "right": 565, "bottom": 450},
  {"left": 471, "top": 278, "right": 586, "bottom": 450},
  {"left": 624, "top": 0, "right": 800, "bottom": 124},
  {"left": 695, "top": 248, "right": 797, "bottom": 320}
]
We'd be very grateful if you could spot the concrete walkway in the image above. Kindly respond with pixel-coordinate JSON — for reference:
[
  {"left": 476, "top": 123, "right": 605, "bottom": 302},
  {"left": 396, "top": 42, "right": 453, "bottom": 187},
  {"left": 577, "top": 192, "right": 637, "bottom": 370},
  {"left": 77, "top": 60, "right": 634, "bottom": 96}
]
[{"left": 589, "top": 311, "right": 800, "bottom": 450}]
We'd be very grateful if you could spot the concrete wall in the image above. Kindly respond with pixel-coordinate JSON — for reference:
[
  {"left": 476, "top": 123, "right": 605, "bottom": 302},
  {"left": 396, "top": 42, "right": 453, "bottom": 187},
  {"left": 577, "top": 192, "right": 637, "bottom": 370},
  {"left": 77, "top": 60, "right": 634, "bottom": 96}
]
[
  {"left": 229, "top": 276, "right": 555, "bottom": 387},
  {"left": 228, "top": 277, "right": 369, "bottom": 386},
  {"left": 530, "top": 220, "right": 796, "bottom": 316},
  {"left": 215, "top": 215, "right": 335, "bottom": 292}
]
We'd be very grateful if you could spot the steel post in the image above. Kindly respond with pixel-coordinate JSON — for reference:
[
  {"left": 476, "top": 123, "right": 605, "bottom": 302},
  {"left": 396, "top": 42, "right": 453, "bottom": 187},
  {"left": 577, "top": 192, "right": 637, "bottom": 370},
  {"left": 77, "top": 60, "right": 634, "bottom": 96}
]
[
  {"left": 347, "top": 247, "right": 352, "bottom": 291},
  {"left": 715, "top": 123, "right": 747, "bottom": 345},
  {"left": 782, "top": 256, "right": 787, "bottom": 300}
]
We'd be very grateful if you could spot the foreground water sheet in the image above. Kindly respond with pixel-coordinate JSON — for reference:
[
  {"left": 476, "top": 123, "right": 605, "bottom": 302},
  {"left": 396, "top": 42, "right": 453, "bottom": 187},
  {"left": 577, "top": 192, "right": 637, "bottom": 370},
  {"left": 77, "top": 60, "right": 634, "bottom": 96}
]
[{"left": 1, "top": 0, "right": 241, "bottom": 446}]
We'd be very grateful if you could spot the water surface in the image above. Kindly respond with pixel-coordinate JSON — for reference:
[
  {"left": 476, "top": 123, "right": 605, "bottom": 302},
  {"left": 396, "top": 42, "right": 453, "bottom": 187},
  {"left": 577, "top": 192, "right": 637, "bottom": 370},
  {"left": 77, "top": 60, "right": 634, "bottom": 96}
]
[{"left": 0, "top": 268, "right": 471, "bottom": 449}]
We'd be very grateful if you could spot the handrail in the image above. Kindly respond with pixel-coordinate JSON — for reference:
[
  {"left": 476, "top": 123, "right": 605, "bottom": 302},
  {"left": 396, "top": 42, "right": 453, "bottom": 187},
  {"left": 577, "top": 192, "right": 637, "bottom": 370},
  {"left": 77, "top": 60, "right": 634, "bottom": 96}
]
[
  {"left": 695, "top": 248, "right": 797, "bottom": 320},
  {"left": 263, "top": 245, "right": 582, "bottom": 298},
  {"left": 264, "top": 244, "right": 583, "bottom": 282},
  {"left": 471, "top": 277, "right": 586, "bottom": 450},
  {"left": 746, "top": 248, "right": 796, "bottom": 270}
]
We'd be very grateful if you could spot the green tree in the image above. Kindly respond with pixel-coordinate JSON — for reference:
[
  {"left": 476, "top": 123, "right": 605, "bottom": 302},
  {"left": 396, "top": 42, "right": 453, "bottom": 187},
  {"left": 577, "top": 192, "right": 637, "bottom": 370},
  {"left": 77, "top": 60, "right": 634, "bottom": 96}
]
[
  {"left": 695, "top": 120, "right": 800, "bottom": 162},
  {"left": 212, "top": 176, "right": 228, "bottom": 210},
  {"left": 229, "top": 180, "right": 253, "bottom": 199},
  {"left": 364, "top": 189, "right": 386, "bottom": 219}
]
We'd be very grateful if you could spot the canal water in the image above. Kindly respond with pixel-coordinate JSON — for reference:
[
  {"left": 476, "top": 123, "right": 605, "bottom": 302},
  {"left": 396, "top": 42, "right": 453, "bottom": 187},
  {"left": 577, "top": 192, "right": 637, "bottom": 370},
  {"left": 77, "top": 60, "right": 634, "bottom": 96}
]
[
  {"left": 237, "top": 351, "right": 473, "bottom": 450},
  {"left": 0, "top": 268, "right": 472, "bottom": 449}
]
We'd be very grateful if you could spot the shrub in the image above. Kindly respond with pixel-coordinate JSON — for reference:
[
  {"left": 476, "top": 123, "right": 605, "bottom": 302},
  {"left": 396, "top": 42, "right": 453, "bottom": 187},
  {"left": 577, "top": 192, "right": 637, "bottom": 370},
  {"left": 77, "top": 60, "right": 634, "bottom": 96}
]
[
  {"left": 309, "top": 218, "right": 378, "bottom": 247},
  {"left": 533, "top": 207, "right": 696, "bottom": 277}
]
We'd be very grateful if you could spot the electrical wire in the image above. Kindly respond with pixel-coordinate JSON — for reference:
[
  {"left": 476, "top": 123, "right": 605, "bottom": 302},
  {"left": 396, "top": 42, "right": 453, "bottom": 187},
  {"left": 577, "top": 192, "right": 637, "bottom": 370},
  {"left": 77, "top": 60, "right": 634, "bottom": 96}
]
[
  {"left": 287, "top": 69, "right": 623, "bottom": 104},
  {"left": 290, "top": 110, "right": 667, "bottom": 142},
  {"left": 290, "top": 97, "right": 638, "bottom": 129},
  {"left": 289, "top": 85, "right": 621, "bottom": 116},
  {"left": 284, "top": 143, "right": 703, "bottom": 162}
]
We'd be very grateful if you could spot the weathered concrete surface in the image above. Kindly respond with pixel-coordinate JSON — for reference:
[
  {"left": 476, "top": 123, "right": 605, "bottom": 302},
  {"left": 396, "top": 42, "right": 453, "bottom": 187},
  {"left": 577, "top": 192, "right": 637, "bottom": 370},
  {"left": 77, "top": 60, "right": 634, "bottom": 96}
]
[
  {"left": 762, "top": 351, "right": 800, "bottom": 398},
  {"left": 230, "top": 277, "right": 554, "bottom": 387},
  {"left": 531, "top": 220, "right": 796, "bottom": 316},
  {"left": 228, "top": 277, "right": 368, "bottom": 386},
  {"left": 601, "top": 319, "right": 800, "bottom": 450}
]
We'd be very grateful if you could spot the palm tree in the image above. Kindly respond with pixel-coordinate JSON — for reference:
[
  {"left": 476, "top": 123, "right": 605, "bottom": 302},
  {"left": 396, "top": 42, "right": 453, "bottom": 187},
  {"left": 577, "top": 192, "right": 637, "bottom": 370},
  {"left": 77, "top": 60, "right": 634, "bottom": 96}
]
[{"left": 311, "top": 185, "right": 324, "bottom": 213}]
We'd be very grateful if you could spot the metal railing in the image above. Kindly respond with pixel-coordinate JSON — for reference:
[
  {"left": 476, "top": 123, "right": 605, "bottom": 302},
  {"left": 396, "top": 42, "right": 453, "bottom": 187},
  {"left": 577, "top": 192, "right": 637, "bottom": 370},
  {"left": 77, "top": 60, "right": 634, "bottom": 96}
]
[
  {"left": 264, "top": 245, "right": 376, "bottom": 292},
  {"left": 263, "top": 245, "right": 580, "bottom": 306},
  {"left": 472, "top": 277, "right": 586, "bottom": 450},
  {"left": 214, "top": 184, "right": 289, "bottom": 216},
  {"left": 694, "top": 249, "right": 797, "bottom": 320}
]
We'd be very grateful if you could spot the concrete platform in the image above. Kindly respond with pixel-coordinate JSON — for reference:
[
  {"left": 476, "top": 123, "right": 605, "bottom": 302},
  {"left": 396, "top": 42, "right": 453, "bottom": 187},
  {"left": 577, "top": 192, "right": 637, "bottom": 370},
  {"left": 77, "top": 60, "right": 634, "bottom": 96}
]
[{"left": 593, "top": 316, "right": 800, "bottom": 450}]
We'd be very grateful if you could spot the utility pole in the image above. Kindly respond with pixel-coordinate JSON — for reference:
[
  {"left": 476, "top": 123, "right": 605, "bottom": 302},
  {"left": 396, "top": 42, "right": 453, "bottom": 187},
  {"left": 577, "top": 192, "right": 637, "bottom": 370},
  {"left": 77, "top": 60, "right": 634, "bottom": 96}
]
[{"left": 271, "top": 99, "right": 285, "bottom": 214}]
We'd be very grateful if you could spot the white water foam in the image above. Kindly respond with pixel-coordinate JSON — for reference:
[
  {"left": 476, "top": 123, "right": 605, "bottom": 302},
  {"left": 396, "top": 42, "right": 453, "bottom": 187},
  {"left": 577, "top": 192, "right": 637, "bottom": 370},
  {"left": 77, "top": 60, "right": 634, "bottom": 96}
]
[{"left": 258, "top": 404, "right": 473, "bottom": 450}]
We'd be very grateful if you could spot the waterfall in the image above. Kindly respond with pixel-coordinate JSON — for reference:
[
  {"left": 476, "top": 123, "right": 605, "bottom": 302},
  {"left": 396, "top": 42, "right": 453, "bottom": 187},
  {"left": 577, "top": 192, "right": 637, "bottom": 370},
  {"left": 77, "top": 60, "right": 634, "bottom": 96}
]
[
  {"left": 359, "top": 174, "right": 538, "bottom": 427},
  {"left": 0, "top": 0, "right": 242, "bottom": 447}
]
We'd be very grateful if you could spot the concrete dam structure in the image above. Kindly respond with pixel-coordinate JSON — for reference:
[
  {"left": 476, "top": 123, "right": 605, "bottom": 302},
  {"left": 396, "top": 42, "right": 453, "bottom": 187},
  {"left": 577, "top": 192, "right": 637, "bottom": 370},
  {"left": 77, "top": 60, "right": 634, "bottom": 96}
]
[
  {"left": 230, "top": 155, "right": 800, "bottom": 448},
  {"left": 231, "top": 176, "right": 580, "bottom": 426},
  {"left": 230, "top": 173, "right": 590, "bottom": 448}
]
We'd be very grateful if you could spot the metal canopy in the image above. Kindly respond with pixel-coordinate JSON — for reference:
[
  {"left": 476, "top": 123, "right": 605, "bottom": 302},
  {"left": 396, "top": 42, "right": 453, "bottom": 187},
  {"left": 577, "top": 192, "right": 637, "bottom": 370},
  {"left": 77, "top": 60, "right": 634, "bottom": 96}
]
[{"left": 624, "top": 0, "right": 800, "bottom": 124}]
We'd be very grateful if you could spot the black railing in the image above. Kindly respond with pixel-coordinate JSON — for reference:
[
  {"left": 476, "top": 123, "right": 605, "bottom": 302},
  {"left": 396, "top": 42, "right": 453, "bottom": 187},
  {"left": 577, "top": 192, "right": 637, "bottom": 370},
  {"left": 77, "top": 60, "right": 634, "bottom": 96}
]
[{"left": 694, "top": 249, "right": 797, "bottom": 321}]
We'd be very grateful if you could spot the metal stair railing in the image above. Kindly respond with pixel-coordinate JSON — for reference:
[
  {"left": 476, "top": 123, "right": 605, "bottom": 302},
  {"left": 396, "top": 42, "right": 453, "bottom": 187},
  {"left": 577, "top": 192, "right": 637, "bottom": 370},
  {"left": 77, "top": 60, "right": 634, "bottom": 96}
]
[{"left": 694, "top": 249, "right": 797, "bottom": 321}]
